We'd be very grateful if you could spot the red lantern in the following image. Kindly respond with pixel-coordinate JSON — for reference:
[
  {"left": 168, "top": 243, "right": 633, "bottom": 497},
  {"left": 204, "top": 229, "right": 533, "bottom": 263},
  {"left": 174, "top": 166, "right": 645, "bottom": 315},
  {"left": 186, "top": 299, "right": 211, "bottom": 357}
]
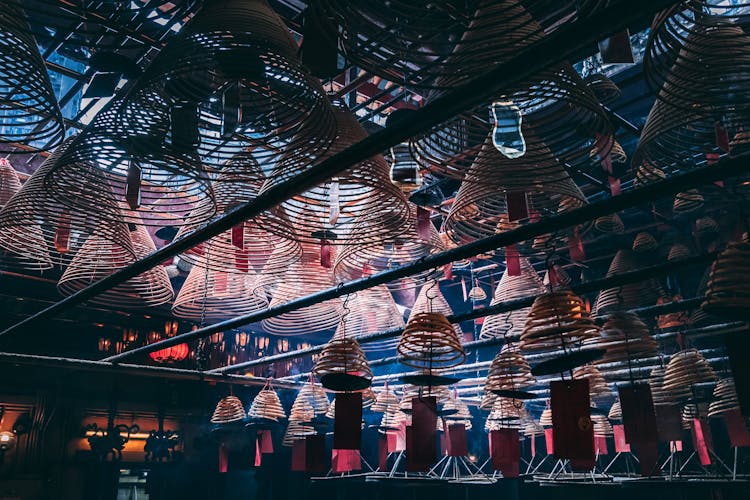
[{"left": 149, "top": 343, "right": 189, "bottom": 363}]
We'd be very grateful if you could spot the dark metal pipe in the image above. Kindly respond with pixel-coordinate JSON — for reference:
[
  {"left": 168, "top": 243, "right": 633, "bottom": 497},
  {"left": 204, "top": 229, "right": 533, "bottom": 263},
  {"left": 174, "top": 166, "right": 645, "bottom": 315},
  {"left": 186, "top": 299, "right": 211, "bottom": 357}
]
[{"left": 0, "top": 0, "right": 679, "bottom": 341}]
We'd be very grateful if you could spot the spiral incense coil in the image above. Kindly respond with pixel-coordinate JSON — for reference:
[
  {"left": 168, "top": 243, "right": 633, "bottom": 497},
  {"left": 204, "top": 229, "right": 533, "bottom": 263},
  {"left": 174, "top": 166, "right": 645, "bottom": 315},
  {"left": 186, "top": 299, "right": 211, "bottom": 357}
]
[
  {"left": 695, "top": 216, "right": 720, "bottom": 238},
  {"left": 261, "top": 242, "right": 343, "bottom": 335},
  {"left": 524, "top": 419, "right": 544, "bottom": 437},
  {"left": 635, "top": 6, "right": 750, "bottom": 174},
  {"left": 0, "top": 0, "right": 65, "bottom": 151},
  {"left": 109, "top": 0, "right": 335, "bottom": 172},
  {"left": 313, "top": 321, "right": 373, "bottom": 390},
  {"left": 539, "top": 407, "right": 553, "bottom": 427},
  {"left": 0, "top": 159, "right": 21, "bottom": 207},
  {"left": 632, "top": 232, "right": 659, "bottom": 254},
  {"left": 596, "top": 312, "right": 658, "bottom": 366},
  {"left": 702, "top": 241, "right": 750, "bottom": 317},
  {"left": 479, "top": 392, "right": 498, "bottom": 411},
  {"left": 58, "top": 220, "right": 174, "bottom": 308},
  {"left": 682, "top": 403, "right": 699, "bottom": 429},
  {"left": 398, "top": 385, "right": 450, "bottom": 412},
  {"left": 663, "top": 349, "right": 717, "bottom": 403},
  {"left": 634, "top": 163, "right": 667, "bottom": 187},
  {"left": 520, "top": 290, "right": 601, "bottom": 352},
  {"left": 443, "top": 396, "right": 473, "bottom": 431},
  {"left": 486, "top": 397, "right": 526, "bottom": 430},
  {"left": 480, "top": 257, "right": 544, "bottom": 339},
  {"left": 294, "top": 382, "right": 330, "bottom": 419},
  {"left": 371, "top": 387, "right": 399, "bottom": 413},
  {"left": 594, "top": 250, "right": 663, "bottom": 315},
  {"left": 379, "top": 404, "right": 407, "bottom": 430},
  {"left": 0, "top": 138, "right": 134, "bottom": 271},
  {"left": 484, "top": 343, "right": 535, "bottom": 393},
  {"left": 648, "top": 366, "right": 672, "bottom": 407},
  {"left": 282, "top": 420, "right": 316, "bottom": 447},
  {"left": 593, "top": 214, "right": 624, "bottom": 235},
  {"left": 590, "top": 139, "right": 627, "bottom": 171},
  {"left": 211, "top": 396, "right": 247, "bottom": 424},
  {"left": 667, "top": 243, "right": 693, "bottom": 261},
  {"left": 289, "top": 396, "right": 315, "bottom": 424},
  {"left": 608, "top": 400, "right": 622, "bottom": 421},
  {"left": 592, "top": 414, "right": 614, "bottom": 437},
  {"left": 656, "top": 295, "right": 690, "bottom": 330},
  {"left": 444, "top": 130, "right": 586, "bottom": 245},
  {"left": 398, "top": 311, "right": 466, "bottom": 370},
  {"left": 584, "top": 73, "right": 622, "bottom": 105},
  {"left": 334, "top": 203, "right": 446, "bottom": 292},
  {"left": 261, "top": 97, "right": 409, "bottom": 246},
  {"left": 573, "top": 365, "right": 612, "bottom": 401},
  {"left": 248, "top": 388, "right": 286, "bottom": 422},
  {"left": 334, "top": 286, "right": 405, "bottom": 353},
  {"left": 673, "top": 190, "right": 704, "bottom": 214},
  {"left": 708, "top": 378, "right": 740, "bottom": 417},
  {"left": 690, "top": 269, "right": 715, "bottom": 327}
]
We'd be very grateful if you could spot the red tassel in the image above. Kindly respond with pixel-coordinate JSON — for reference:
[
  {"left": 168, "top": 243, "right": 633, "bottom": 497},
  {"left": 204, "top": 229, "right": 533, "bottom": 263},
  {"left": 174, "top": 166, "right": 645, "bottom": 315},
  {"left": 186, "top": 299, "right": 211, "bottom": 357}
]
[
  {"left": 446, "top": 423, "right": 468, "bottom": 457},
  {"left": 506, "top": 191, "right": 529, "bottom": 222},
  {"left": 231, "top": 223, "right": 244, "bottom": 249},
  {"left": 715, "top": 121, "right": 731, "bottom": 152},
  {"left": 544, "top": 428, "right": 554, "bottom": 455},
  {"left": 320, "top": 240, "right": 332, "bottom": 268},
  {"left": 692, "top": 419, "right": 713, "bottom": 466},
  {"left": 218, "top": 444, "right": 228, "bottom": 473},
  {"left": 550, "top": 379, "right": 594, "bottom": 461},
  {"left": 416, "top": 206, "right": 431, "bottom": 240},
  {"left": 505, "top": 244, "right": 520, "bottom": 276},
  {"left": 489, "top": 429, "right": 520, "bottom": 477},
  {"left": 333, "top": 393, "right": 362, "bottom": 450},
  {"left": 54, "top": 212, "right": 71, "bottom": 254},
  {"left": 125, "top": 161, "right": 142, "bottom": 210},
  {"left": 613, "top": 425, "right": 630, "bottom": 452},
  {"left": 724, "top": 409, "right": 750, "bottom": 447}
]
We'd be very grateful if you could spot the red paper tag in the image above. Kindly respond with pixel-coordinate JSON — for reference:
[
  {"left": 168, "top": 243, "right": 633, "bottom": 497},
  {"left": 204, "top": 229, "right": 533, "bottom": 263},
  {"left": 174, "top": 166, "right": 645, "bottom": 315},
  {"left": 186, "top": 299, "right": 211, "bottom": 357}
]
[
  {"left": 530, "top": 434, "right": 536, "bottom": 457},
  {"left": 550, "top": 380, "right": 594, "bottom": 461},
  {"left": 670, "top": 440, "right": 683, "bottom": 452},
  {"left": 613, "top": 425, "right": 631, "bottom": 452},
  {"left": 608, "top": 176, "right": 621, "bottom": 196},
  {"left": 724, "top": 409, "right": 750, "bottom": 447},
  {"left": 489, "top": 429, "right": 520, "bottom": 477},
  {"left": 595, "top": 436, "right": 608, "bottom": 456},
  {"left": 568, "top": 227, "right": 585, "bottom": 262},
  {"left": 505, "top": 244, "right": 520, "bottom": 276},
  {"left": 320, "top": 241, "right": 332, "bottom": 268},
  {"left": 715, "top": 121, "right": 730, "bottom": 152},
  {"left": 332, "top": 449, "right": 361, "bottom": 473},
  {"left": 544, "top": 428, "right": 554, "bottom": 455},
  {"left": 235, "top": 249, "right": 249, "bottom": 273},
  {"left": 54, "top": 212, "right": 71, "bottom": 254},
  {"left": 692, "top": 419, "right": 713, "bottom": 466},
  {"left": 255, "top": 439, "right": 262, "bottom": 467},
  {"left": 231, "top": 223, "right": 244, "bottom": 249},
  {"left": 416, "top": 206, "right": 432, "bottom": 241},
  {"left": 218, "top": 444, "right": 229, "bottom": 473},
  {"left": 395, "top": 423, "right": 406, "bottom": 452},
  {"left": 291, "top": 440, "right": 306, "bottom": 471},
  {"left": 595, "top": 133, "right": 614, "bottom": 174},
  {"left": 407, "top": 397, "right": 437, "bottom": 471},
  {"left": 506, "top": 191, "right": 529, "bottom": 222},
  {"left": 334, "top": 393, "right": 362, "bottom": 450},
  {"left": 258, "top": 430, "right": 273, "bottom": 454},
  {"left": 447, "top": 423, "right": 468, "bottom": 457}
]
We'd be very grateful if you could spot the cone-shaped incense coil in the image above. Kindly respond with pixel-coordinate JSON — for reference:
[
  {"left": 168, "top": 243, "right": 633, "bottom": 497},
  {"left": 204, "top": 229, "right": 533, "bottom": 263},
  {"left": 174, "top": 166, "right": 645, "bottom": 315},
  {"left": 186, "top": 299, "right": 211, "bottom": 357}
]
[
  {"left": 58, "top": 221, "right": 174, "bottom": 308},
  {"left": 443, "top": 394, "right": 473, "bottom": 430},
  {"left": 248, "top": 388, "right": 286, "bottom": 421},
  {"left": 520, "top": 290, "right": 601, "bottom": 352},
  {"left": 262, "top": 97, "right": 409, "bottom": 246},
  {"left": 0, "top": 159, "right": 21, "bottom": 206},
  {"left": 573, "top": 365, "right": 611, "bottom": 400},
  {"left": 0, "top": 0, "right": 65, "bottom": 151},
  {"left": 261, "top": 243, "right": 343, "bottom": 335},
  {"left": 634, "top": 163, "right": 667, "bottom": 187},
  {"left": 289, "top": 396, "right": 315, "bottom": 424},
  {"left": 523, "top": 419, "right": 544, "bottom": 437},
  {"left": 596, "top": 312, "right": 658, "bottom": 365},
  {"left": 408, "top": 281, "right": 463, "bottom": 335},
  {"left": 480, "top": 392, "right": 498, "bottom": 411},
  {"left": 371, "top": 387, "right": 399, "bottom": 413},
  {"left": 398, "top": 311, "right": 465, "bottom": 370},
  {"left": 682, "top": 404, "right": 698, "bottom": 429},
  {"left": 702, "top": 241, "right": 750, "bottom": 317},
  {"left": 313, "top": 320, "right": 373, "bottom": 388},
  {"left": 593, "top": 213, "right": 624, "bottom": 234},
  {"left": 633, "top": 232, "right": 659, "bottom": 253},
  {"left": 608, "top": 400, "right": 622, "bottom": 421},
  {"left": 486, "top": 397, "right": 526, "bottom": 430},
  {"left": 0, "top": 138, "right": 133, "bottom": 271},
  {"left": 656, "top": 295, "right": 690, "bottom": 330},
  {"left": 539, "top": 407, "right": 553, "bottom": 427},
  {"left": 592, "top": 414, "right": 614, "bottom": 437},
  {"left": 708, "top": 378, "right": 740, "bottom": 417},
  {"left": 341, "top": 286, "right": 405, "bottom": 353},
  {"left": 480, "top": 257, "right": 544, "bottom": 339},
  {"left": 584, "top": 73, "right": 622, "bottom": 105},
  {"left": 211, "top": 396, "right": 246, "bottom": 424},
  {"left": 667, "top": 243, "right": 692, "bottom": 261},
  {"left": 594, "top": 250, "right": 662, "bottom": 315},
  {"left": 673, "top": 190, "right": 704, "bottom": 214},
  {"left": 444, "top": 131, "right": 586, "bottom": 245},
  {"left": 663, "top": 349, "right": 717, "bottom": 403},
  {"left": 695, "top": 216, "right": 720, "bottom": 237},
  {"left": 380, "top": 403, "right": 407, "bottom": 430},
  {"left": 648, "top": 367, "right": 672, "bottom": 407},
  {"left": 282, "top": 420, "right": 316, "bottom": 447},
  {"left": 399, "top": 385, "right": 450, "bottom": 411},
  {"left": 293, "top": 382, "right": 330, "bottom": 419},
  {"left": 334, "top": 203, "right": 446, "bottom": 291},
  {"left": 485, "top": 343, "right": 535, "bottom": 393}
]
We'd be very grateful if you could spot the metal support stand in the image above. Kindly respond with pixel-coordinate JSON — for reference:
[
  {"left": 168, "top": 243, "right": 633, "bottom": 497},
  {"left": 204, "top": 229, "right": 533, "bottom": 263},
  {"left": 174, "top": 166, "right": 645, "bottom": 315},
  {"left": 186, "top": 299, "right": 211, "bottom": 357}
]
[
  {"left": 673, "top": 449, "right": 734, "bottom": 478},
  {"left": 428, "top": 455, "right": 495, "bottom": 483},
  {"left": 604, "top": 451, "right": 639, "bottom": 476}
]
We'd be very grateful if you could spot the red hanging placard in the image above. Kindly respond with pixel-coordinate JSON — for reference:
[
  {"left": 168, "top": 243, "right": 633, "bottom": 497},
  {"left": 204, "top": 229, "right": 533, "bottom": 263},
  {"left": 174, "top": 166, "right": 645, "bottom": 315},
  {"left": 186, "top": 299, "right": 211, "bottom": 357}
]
[
  {"left": 618, "top": 383, "right": 658, "bottom": 444},
  {"left": 595, "top": 436, "right": 608, "bottom": 456},
  {"left": 655, "top": 404, "right": 683, "bottom": 442},
  {"left": 291, "top": 440, "right": 306, "bottom": 472},
  {"left": 613, "top": 425, "right": 631, "bottom": 452},
  {"left": 691, "top": 419, "right": 713, "bottom": 466},
  {"left": 568, "top": 226, "right": 585, "bottom": 262},
  {"left": 407, "top": 396, "right": 437, "bottom": 471},
  {"left": 305, "top": 434, "right": 327, "bottom": 473},
  {"left": 608, "top": 176, "right": 621, "bottom": 196},
  {"left": 489, "top": 429, "right": 520, "bottom": 477},
  {"left": 379, "top": 433, "right": 389, "bottom": 470},
  {"left": 506, "top": 191, "right": 529, "bottom": 222},
  {"left": 218, "top": 444, "right": 228, "bottom": 473},
  {"left": 724, "top": 409, "right": 750, "bottom": 447},
  {"left": 550, "top": 379, "right": 594, "bottom": 461},
  {"left": 333, "top": 392, "right": 362, "bottom": 450},
  {"left": 332, "top": 449, "right": 361, "bottom": 473},
  {"left": 505, "top": 244, "right": 520, "bottom": 276},
  {"left": 231, "top": 223, "right": 244, "bottom": 249},
  {"left": 235, "top": 249, "right": 249, "bottom": 273},
  {"left": 258, "top": 430, "right": 273, "bottom": 454},
  {"left": 443, "top": 263, "right": 453, "bottom": 280},
  {"left": 320, "top": 240, "right": 332, "bottom": 268},
  {"left": 447, "top": 423, "right": 468, "bottom": 457},
  {"left": 416, "top": 206, "right": 432, "bottom": 241},
  {"left": 544, "top": 428, "right": 554, "bottom": 455},
  {"left": 255, "top": 438, "right": 262, "bottom": 467}
]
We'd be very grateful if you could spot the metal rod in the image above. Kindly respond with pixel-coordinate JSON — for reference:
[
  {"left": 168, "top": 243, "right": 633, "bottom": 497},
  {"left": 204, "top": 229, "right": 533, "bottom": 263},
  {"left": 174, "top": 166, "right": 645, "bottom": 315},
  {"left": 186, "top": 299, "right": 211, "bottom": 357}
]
[
  {"left": 0, "top": 0, "right": 679, "bottom": 341},
  {"left": 213, "top": 253, "right": 716, "bottom": 374},
  {"left": 0, "top": 352, "right": 300, "bottom": 389}
]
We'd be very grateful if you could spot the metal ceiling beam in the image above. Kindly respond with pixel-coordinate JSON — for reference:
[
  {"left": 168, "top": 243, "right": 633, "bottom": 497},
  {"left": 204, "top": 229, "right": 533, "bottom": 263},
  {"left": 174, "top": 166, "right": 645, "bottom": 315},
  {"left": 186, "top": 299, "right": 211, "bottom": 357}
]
[{"left": 0, "top": 0, "right": 678, "bottom": 342}]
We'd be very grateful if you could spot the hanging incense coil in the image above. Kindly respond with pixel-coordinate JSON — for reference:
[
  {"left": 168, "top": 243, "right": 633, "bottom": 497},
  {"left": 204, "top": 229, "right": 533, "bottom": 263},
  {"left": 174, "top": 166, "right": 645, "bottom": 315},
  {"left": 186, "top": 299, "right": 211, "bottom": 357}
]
[
  {"left": 673, "top": 190, "right": 704, "bottom": 214},
  {"left": 261, "top": 97, "right": 409, "bottom": 246},
  {"left": 633, "top": 232, "right": 659, "bottom": 254},
  {"left": 634, "top": 163, "right": 667, "bottom": 187},
  {"left": 443, "top": 130, "right": 586, "bottom": 245},
  {"left": 0, "top": 138, "right": 133, "bottom": 271},
  {"left": 667, "top": 243, "right": 693, "bottom": 261},
  {"left": 592, "top": 414, "right": 614, "bottom": 437},
  {"left": 339, "top": 286, "right": 405, "bottom": 353},
  {"left": 0, "top": 159, "right": 21, "bottom": 207},
  {"left": 484, "top": 343, "right": 535, "bottom": 393},
  {"left": 608, "top": 400, "right": 622, "bottom": 421},
  {"left": 691, "top": 268, "right": 716, "bottom": 327},
  {"left": 520, "top": 290, "right": 601, "bottom": 352},
  {"left": 294, "top": 382, "right": 330, "bottom": 419},
  {"left": 539, "top": 407, "right": 553, "bottom": 427},
  {"left": 398, "top": 311, "right": 466, "bottom": 370},
  {"left": 682, "top": 403, "right": 698, "bottom": 429},
  {"left": 110, "top": 0, "right": 335, "bottom": 171},
  {"left": 596, "top": 312, "right": 658, "bottom": 366},
  {"left": 289, "top": 396, "right": 315, "bottom": 424},
  {"left": 593, "top": 214, "right": 624, "bottom": 234},
  {"left": 211, "top": 396, "right": 247, "bottom": 425},
  {"left": 371, "top": 387, "right": 399, "bottom": 413},
  {"left": 523, "top": 419, "right": 544, "bottom": 437},
  {"left": 486, "top": 397, "right": 526, "bottom": 431},
  {"left": 662, "top": 349, "right": 717, "bottom": 403},
  {"left": 282, "top": 421, "right": 316, "bottom": 447},
  {"left": 573, "top": 365, "right": 611, "bottom": 400},
  {"left": 656, "top": 295, "right": 690, "bottom": 330},
  {"left": 326, "top": 395, "right": 372, "bottom": 419},
  {"left": 313, "top": 319, "right": 373, "bottom": 391},
  {"left": 695, "top": 216, "right": 720, "bottom": 238},
  {"left": 708, "top": 378, "right": 740, "bottom": 417},
  {"left": 334, "top": 204, "right": 447, "bottom": 292},
  {"left": 648, "top": 366, "right": 672, "bottom": 407},
  {"left": 379, "top": 403, "right": 407, "bottom": 430},
  {"left": 443, "top": 395, "right": 473, "bottom": 430},
  {"left": 594, "top": 250, "right": 663, "bottom": 315},
  {"left": 702, "top": 241, "right": 750, "bottom": 317},
  {"left": 591, "top": 139, "right": 627, "bottom": 169},
  {"left": 479, "top": 392, "right": 498, "bottom": 411},
  {"left": 398, "top": 385, "right": 450, "bottom": 412},
  {"left": 248, "top": 387, "right": 286, "bottom": 422},
  {"left": 58, "top": 219, "right": 174, "bottom": 308},
  {"left": 0, "top": 0, "right": 65, "bottom": 151},
  {"left": 480, "top": 257, "right": 544, "bottom": 339},
  {"left": 584, "top": 73, "right": 622, "bottom": 105},
  {"left": 635, "top": 5, "right": 750, "bottom": 175},
  {"left": 261, "top": 242, "right": 343, "bottom": 335}
]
